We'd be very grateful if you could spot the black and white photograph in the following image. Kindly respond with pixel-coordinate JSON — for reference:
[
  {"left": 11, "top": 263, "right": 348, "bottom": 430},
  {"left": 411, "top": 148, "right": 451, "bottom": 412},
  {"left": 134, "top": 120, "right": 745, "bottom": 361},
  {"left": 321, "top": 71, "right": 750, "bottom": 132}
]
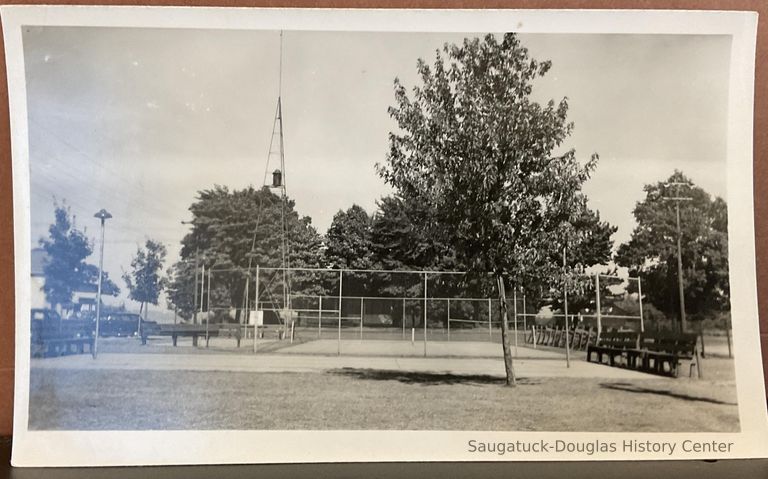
[{"left": 5, "top": 7, "right": 766, "bottom": 466}]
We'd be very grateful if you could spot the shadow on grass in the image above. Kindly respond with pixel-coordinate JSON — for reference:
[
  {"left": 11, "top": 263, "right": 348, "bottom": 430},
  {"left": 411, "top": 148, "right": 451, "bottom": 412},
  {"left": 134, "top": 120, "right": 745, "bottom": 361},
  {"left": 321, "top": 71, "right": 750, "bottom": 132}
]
[
  {"left": 329, "top": 368, "right": 540, "bottom": 386},
  {"left": 600, "top": 382, "right": 737, "bottom": 406}
]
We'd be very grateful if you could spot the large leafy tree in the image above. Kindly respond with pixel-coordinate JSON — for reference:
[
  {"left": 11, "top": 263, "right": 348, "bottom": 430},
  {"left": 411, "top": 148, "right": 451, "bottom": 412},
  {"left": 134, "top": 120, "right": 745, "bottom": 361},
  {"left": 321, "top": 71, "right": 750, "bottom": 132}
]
[
  {"left": 325, "top": 205, "right": 377, "bottom": 298},
  {"left": 615, "top": 171, "right": 729, "bottom": 328},
  {"left": 378, "top": 33, "right": 602, "bottom": 386},
  {"left": 39, "top": 204, "right": 119, "bottom": 313},
  {"left": 371, "top": 195, "right": 458, "bottom": 272},
  {"left": 165, "top": 259, "right": 196, "bottom": 321},
  {"left": 325, "top": 205, "right": 376, "bottom": 270},
  {"left": 122, "top": 239, "right": 167, "bottom": 326},
  {"left": 167, "top": 186, "right": 324, "bottom": 321}
]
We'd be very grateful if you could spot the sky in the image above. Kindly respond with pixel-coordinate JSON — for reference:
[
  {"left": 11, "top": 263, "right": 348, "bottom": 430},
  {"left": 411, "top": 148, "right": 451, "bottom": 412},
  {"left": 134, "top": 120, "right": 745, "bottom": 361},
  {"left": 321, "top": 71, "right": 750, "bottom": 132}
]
[{"left": 22, "top": 27, "right": 732, "bottom": 310}]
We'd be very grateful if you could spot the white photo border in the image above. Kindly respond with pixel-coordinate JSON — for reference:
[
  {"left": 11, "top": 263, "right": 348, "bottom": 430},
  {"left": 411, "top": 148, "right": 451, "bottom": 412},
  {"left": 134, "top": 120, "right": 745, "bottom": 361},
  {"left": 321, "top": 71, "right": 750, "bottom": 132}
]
[{"left": 2, "top": 6, "right": 764, "bottom": 467}]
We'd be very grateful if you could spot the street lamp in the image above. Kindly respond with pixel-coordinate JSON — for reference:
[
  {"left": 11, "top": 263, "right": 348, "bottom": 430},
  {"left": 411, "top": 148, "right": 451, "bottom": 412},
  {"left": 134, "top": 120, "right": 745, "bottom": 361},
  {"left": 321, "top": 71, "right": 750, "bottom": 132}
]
[{"left": 92, "top": 208, "right": 112, "bottom": 359}]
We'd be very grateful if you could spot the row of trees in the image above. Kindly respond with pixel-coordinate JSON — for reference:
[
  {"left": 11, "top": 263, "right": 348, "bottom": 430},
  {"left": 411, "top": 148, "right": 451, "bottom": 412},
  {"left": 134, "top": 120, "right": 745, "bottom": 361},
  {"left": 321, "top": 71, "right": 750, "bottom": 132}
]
[{"left": 40, "top": 203, "right": 168, "bottom": 319}]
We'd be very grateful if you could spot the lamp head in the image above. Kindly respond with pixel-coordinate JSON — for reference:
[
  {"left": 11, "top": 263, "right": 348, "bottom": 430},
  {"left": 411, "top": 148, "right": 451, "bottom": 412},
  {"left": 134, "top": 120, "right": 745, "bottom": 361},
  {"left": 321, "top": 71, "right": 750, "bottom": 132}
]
[{"left": 94, "top": 209, "right": 112, "bottom": 223}]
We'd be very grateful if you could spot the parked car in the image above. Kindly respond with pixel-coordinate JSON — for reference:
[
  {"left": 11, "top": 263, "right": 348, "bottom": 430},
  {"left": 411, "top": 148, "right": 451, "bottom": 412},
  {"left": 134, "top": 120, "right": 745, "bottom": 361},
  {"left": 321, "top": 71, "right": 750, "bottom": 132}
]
[{"left": 99, "top": 313, "right": 146, "bottom": 337}]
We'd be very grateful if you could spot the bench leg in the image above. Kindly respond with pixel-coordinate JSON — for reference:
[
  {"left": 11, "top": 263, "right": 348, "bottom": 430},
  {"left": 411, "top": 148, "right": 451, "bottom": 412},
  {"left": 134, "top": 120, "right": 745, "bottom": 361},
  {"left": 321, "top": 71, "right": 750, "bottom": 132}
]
[
  {"left": 691, "top": 350, "right": 703, "bottom": 379},
  {"left": 192, "top": 335, "right": 198, "bottom": 347},
  {"left": 172, "top": 335, "right": 178, "bottom": 347}
]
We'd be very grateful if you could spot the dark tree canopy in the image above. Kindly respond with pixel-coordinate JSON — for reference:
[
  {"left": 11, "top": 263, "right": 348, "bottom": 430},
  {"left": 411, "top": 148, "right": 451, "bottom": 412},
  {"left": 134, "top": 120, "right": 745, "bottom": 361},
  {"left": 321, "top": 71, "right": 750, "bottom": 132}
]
[
  {"left": 371, "top": 195, "right": 458, "bottom": 272},
  {"left": 325, "top": 204, "right": 375, "bottom": 270},
  {"left": 615, "top": 170, "right": 729, "bottom": 320},
  {"left": 167, "top": 186, "right": 324, "bottom": 320},
  {"left": 39, "top": 204, "right": 119, "bottom": 311}
]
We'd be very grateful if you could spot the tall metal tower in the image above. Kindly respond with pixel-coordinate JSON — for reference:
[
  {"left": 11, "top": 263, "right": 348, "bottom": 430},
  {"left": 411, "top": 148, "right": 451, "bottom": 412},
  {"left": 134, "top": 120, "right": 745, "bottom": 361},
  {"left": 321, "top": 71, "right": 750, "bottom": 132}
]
[{"left": 243, "top": 31, "right": 291, "bottom": 338}]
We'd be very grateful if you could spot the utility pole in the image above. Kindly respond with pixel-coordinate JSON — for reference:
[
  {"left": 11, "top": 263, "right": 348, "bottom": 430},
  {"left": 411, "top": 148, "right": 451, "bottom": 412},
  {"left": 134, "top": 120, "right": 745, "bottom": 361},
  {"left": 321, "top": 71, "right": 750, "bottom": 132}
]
[{"left": 662, "top": 182, "right": 692, "bottom": 333}]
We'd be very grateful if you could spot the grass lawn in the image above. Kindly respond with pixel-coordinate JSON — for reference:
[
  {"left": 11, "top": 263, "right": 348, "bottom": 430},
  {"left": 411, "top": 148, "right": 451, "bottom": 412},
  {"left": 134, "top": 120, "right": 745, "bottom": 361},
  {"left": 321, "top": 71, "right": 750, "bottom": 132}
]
[{"left": 29, "top": 358, "right": 738, "bottom": 432}]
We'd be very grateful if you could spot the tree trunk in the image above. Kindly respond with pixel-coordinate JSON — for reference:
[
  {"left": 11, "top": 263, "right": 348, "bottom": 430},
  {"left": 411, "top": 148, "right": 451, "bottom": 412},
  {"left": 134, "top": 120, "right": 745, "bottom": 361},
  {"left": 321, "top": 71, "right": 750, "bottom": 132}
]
[
  {"left": 138, "top": 302, "right": 145, "bottom": 337},
  {"left": 496, "top": 275, "right": 517, "bottom": 387}
]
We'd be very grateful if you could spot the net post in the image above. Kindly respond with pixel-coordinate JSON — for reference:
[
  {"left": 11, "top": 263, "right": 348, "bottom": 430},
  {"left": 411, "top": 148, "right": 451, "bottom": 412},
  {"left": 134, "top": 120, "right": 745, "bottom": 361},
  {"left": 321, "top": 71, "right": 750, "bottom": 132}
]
[
  {"left": 423, "top": 272, "right": 428, "bottom": 358},
  {"left": 338, "top": 269, "right": 343, "bottom": 356}
]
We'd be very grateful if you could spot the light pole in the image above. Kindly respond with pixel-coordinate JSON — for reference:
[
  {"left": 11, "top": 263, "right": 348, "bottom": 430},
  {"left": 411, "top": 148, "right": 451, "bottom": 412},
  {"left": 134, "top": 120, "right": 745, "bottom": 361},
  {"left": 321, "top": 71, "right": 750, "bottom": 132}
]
[
  {"left": 93, "top": 208, "right": 112, "bottom": 359},
  {"left": 662, "top": 182, "right": 692, "bottom": 333}
]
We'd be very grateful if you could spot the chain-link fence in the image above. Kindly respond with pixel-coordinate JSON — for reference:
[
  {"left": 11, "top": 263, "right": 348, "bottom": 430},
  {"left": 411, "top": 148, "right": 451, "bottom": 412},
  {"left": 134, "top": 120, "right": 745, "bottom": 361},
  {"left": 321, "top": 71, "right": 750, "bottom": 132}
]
[{"left": 188, "top": 266, "right": 644, "bottom": 356}]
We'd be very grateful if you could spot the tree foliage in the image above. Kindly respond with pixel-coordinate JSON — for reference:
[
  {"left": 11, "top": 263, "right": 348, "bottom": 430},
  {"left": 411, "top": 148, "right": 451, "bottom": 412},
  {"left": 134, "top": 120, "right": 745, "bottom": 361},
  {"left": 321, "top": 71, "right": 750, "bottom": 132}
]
[
  {"left": 378, "top": 33, "right": 605, "bottom": 287},
  {"left": 378, "top": 33, "right": 610, "bottom": 385},
  {"left": 167, "top": 186, "right": 324, "bottom": 320},
  {"left": 615, "top": 170, "right": 729, "bottom": 321},
  {"left": 325, "top": 205, "right": 375, "bottom": 270},
  {"left": 39, "top": 204, "right": 119, "bottom": 311},
  {"left": 122, "top": 239, "right": 167, "bottom": 318}
]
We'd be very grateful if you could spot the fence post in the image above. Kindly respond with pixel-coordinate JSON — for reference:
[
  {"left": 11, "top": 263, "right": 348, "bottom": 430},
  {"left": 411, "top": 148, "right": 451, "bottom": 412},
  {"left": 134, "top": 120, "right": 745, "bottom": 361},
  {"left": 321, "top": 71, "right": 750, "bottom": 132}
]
[
  {"left": 513, "top": 288, "right": 518, "bottom": 357},
  {"left": 318, "top": 296, "right": 322, "bottom": 338},
  {"left": 488, "top": 297, "right": 492, "bottom": 342},
  {"left": 423, "top": 272, "right": 428, "bottom": 357},
  {"left": 338, "top": 270, "right": 343, "bottom": 356},
  {"left": 522, "top": 293, "right": 527, "bottom": 337},
  {"left": 447, "top": 299, "right": 451, "bottom": 341},
  {"left": 531, "top": 324, "right": 537, "bottom": 349},
  {"left": 402, "top": 299, "right": 406, "bottom": 340},
  {"left": 360, "top": 297, "right": 364, "bottom": 340},
  {"left": 595, "top": 273, "right": 602, "bottom": 342},
  {"left": 253, "top": 265, "right": 259, "bottom": 353},
  {"left": 563, "top": 248, "right": 571, "bottom": 368},
  {"left": 637, "top": 276, "right": 645, "bottom": 333},
  {"left": 206, "top": 268, "right": 211, "bottom": 348}
]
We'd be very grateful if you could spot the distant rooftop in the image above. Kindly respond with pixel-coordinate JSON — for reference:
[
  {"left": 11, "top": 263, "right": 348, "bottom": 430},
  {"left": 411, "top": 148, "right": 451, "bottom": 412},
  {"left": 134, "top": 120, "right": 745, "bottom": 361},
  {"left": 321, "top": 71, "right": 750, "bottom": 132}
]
[{"left": 31, "top": 248, "right": 47, "bottom": 276}]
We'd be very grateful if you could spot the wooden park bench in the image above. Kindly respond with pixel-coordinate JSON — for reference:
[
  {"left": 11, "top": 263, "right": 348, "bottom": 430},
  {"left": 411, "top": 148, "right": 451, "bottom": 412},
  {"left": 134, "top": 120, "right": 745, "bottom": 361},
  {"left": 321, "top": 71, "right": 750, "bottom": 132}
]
[
  {"left": 526, "top": 324, "right": 596, "bottom": 351},
  {"left": 637, "top": 332, "right": 701, "bottom": 378},
  {"left": 586, "top": 330, "right": 642, "bottom": 368},
  {"left": 141, "top": 323, "right": 242, "bottom": 348},
  {"left": 586, "top": 330, "right": 701, "bottom": 378},
  {"left": 31, "top": 319, "right": 94, "bottom": 358}
]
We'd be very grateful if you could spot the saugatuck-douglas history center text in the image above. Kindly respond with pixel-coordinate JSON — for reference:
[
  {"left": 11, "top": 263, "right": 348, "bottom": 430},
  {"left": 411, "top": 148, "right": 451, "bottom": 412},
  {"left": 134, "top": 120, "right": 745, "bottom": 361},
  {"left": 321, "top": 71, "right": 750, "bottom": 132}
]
[{"left": 466, "top": 439, "right": 735, "bottom": 456}]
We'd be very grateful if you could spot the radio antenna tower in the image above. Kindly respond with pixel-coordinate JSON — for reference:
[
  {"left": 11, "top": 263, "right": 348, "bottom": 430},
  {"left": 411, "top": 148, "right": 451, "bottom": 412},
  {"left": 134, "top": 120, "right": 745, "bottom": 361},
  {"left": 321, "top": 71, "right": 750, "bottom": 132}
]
[{"left": 243, "top": 31, "right": 291, "bottom": 338}]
